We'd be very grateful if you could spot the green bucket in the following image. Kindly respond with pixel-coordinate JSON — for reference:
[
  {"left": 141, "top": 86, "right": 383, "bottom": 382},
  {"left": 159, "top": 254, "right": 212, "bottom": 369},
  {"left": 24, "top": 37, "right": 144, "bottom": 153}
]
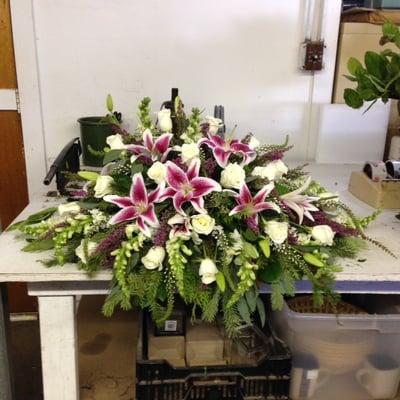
[{"left": 77, "top": 116, "right": 112, "bottom": 167}]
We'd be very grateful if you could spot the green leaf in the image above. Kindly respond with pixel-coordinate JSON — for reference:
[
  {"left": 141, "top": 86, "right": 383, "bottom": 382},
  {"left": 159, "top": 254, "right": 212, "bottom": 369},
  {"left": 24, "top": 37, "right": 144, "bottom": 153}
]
[
  {"left": 237, "top": 297, "right": 252, "bottom": 324},
  {"left": 303, "top": 252, "right": 324, "bottom": 267},
  {"left": 243, "top": 241, "right": 259, "bottom": 259},
  {"left": 256, "top": 297, "right": 266, "bottom": 327},
  {"left": 243, "top": 229, "right": 257, "bottom": 242},
  {"left": 359, "top": 88, "right": 378, "bottom": 101},
  {"left": 382, "top": 21, "right": 398, "bottom": 40},
  {"left": 103, "top": 149, "right": 122, "bottom": 164},
  {"left": 347, "top": 57, "right": 363, "bottom": 76},
  {"left": 106, "top": 94, "right": 114, "bottom": 113},
  {"left": 127, "top": 252, "right": 139, "bottom": 272},
  {"left": 274, "top": 183, "right": 290, "bottom": 195},
  {"left": 22, "top": 239, "right": 55, "bottom": 252},
  {"left": 245, "top": 288, "right": 257, "bottom": 312},
  {"left": 78, "top": 171, "right": 100, "bottom": 182},
  {"left": 344, "top": 74, "right": 357, "bottom": 82},
  {"left": 131, "top": 163, "right": 144, "bottom": 175},
  {"left": 258, "top": 238, "right": 271, "bottom": 258},
  {"left": 365, "top": 51, "right": 387, "bottom": 80},
  {"left": 344, "top": 88, "right": 363, "bottom": 109},
  {"left": 271, "top": 282, "right": 284, "bottom": 310},
  {"left": 259, "top": 259, "right": 282, "bottom": 283},
  {"left": 7, "top": 207, "right": 57, "bottom": 231},
  {"left": 215, "top": 271, "right": 226, "bottom": 293}
]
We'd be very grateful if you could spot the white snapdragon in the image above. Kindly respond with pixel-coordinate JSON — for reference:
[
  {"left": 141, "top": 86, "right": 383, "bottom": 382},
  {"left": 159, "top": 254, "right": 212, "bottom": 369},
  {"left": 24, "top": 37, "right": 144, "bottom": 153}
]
[
  {"left": 106, "top": 134, "right": 125, "bottom": 150},
  {"left": 220, "top": 163, "right": 246, "bottom": 189},
  {"left": 141, "top": 246, "right": 166, "bottom": 270},
  {"left": 199, "top": 258, "right": 218, "bottom": 284},
  {"left": 264, "top": 220, "right": 289, "bottom": 244},
  {"left": 252, "top": 160, "right": 288, "bottom": 181},
  {"left": 58, "top": 202, "right": 80, "bottom": 216},
  {"left": 75, "top": 240, "right": 98, "bottom": 264},
  {"left": 205, "top": 116, "right": 222, "bottom": 135},
  {"left": 311, "top": 225, "right": 335, "bottom": 246},
  {"left": 147, "top": 161, "right": 167, "bottom": 184},
  {"left": 157, "top": 109, "right": 173, "bottom": 132},
  {"left": 191, "top": 214, "right": 215, "bottom": 235},
  {"left": 180, "top": 143, "right": 200, "bottom": 163},
  {"left": 94, "top": 175, "right": 114, "bottom": 198}
]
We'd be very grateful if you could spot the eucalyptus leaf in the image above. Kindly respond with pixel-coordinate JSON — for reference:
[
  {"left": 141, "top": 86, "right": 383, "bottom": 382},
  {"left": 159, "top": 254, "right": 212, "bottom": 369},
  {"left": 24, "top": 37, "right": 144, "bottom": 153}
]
[
  {"left": 245, "top": 288, "right": 257, "bottom": 313},
  {"left": 243, "top": 229, "right": 258, "bottom": 242},
  {"left": 215, "top": 271, "right": 226, "bottom": 293},
  {"left": 103, "top": 149, "right": 123, "bottom": 164},
  {"left": 22, "top": 239, "right": 55, "bottom": 252},
  {"left": 131, "top": 163, "right": 144, "bottom": 174}
]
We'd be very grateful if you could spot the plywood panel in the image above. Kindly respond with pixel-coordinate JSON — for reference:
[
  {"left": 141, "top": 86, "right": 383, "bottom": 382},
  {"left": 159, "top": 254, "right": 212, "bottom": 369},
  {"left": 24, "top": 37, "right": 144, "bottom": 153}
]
[
  {"left": 0, "top": 0, "right": 17, "bottom": 88},
  {"left": 0, "top": 111, "right": 29, "bottom": 229}
]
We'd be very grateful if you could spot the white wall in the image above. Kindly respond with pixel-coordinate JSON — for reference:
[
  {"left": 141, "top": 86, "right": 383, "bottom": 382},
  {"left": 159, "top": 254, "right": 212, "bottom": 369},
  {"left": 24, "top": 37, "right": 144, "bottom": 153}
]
[{"left": 13, "top": 0, "right": 389, "bottom": 198}]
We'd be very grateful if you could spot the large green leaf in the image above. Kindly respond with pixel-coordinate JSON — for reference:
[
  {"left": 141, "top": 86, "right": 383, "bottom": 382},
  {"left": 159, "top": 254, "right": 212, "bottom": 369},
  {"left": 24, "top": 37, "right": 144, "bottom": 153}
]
[
  {"left": 365, "top": 51, "right": 387, "bottom": 80},
  {"left": 237, "top": 298, "right": 252, "bottom": 324},
  {"left": 22, "top": 239, "right": 55, "bottom": 252},
  {"left": 347, "top": 57, "right": 363, "bottom": 76},
  {"left": 259, "top": 259, "right": 282, "bottom": 283},
  {"left": 103, "top": 149, "right": 122, "bottom": 164},
  {"left": 359, "top": 88, "right": 378, "bottom": 101},
  {"left": 256, "top": 298, "right": 266, "bottom": 327},
  {"left": 344, "top": 88, "right": 363, "bottom": 109},
  {"left": 245, "top": 288, "right": 257, "bottom": 313}
]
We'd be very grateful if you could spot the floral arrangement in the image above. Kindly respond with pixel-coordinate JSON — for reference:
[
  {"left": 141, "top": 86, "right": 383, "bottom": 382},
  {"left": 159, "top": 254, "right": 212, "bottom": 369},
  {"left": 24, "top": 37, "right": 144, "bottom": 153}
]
[{"left": 10, "top": 96, "right": 380, "bottom": 335}]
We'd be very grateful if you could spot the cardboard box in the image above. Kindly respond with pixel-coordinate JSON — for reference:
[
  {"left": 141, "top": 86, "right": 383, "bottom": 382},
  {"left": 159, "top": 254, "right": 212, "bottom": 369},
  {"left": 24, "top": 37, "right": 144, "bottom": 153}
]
[
  {"left": 186, "top": 322, "right": 224, "bottom": 366},
  {"left": 348, "top": 171, "right": 400, "bottom": 209},
  {"left": 148, "top": 330, "right": 185, "bottom": 364}
]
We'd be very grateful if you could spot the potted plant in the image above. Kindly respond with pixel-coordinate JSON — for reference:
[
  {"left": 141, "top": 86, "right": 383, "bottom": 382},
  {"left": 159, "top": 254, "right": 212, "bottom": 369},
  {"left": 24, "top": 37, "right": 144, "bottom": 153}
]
[{"left": 78, "top": 94, "right": 122, "bottom": 167}]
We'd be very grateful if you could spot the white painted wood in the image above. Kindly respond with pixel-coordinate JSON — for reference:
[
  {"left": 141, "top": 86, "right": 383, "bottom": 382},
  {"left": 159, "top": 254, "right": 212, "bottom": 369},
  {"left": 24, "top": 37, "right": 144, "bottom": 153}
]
[
  {"left": 38, "top": 296, "right": 79, "bottom": 400},
  {"left": 316, "top": 103, "right": 391, "bottom": 163},
  {"left": 0, "top": 164, "right": 399, "bottom": 284},
  {"left": 28, "top": 281, "right": 110, "bottom": 296},
  {"left": 0, "top": 89, "right": 17, "bottom": 111},
  {"left": 10, "top": 0, "right": 48, "bottom": 199}
]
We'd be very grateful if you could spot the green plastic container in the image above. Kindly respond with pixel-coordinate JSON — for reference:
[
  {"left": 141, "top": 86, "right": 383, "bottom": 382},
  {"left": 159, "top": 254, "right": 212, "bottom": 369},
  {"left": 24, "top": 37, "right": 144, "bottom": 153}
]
[{"left": 77, "top": 116, "right": 112, "bottom": 167}]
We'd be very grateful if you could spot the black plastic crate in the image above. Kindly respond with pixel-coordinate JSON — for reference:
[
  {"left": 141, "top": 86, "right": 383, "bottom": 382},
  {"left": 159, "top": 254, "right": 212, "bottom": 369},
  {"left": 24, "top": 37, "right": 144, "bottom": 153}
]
[{"left": 136, "top": 313, "right": 291, "bottom": 400}]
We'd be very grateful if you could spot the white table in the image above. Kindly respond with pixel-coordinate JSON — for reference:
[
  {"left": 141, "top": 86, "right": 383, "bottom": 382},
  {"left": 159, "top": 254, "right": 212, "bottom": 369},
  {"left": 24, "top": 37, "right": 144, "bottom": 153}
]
[{"left": 0, "top": 163, "right": 399, "bottom": 400}]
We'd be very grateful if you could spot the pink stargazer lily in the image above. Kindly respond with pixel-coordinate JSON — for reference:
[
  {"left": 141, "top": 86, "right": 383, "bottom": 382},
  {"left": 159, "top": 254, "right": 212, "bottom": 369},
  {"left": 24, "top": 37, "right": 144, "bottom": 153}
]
[
  {"left": 229, "top": 182, "right": 280, "bottom": 227},
  {"left": 280, "top": 176, "right": 319, "bottom": 224},
  {"left": 126, "top": 129, "right": 172, "bottom": 162},
  {"left": 199, "top": 134, "right": 256, "bottom": 168},
  {"left": 161, "top": 159, "right": 221, "bottom": 215},
  {"left": 104, "top": 173, "right": 162, "bottom": 236}
]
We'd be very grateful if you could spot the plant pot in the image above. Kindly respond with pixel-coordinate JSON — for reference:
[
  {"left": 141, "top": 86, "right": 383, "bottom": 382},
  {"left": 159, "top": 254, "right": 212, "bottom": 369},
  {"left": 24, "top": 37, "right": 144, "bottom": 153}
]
[{"left": 77, "top": 116, "right": 112, "bottom": 167}]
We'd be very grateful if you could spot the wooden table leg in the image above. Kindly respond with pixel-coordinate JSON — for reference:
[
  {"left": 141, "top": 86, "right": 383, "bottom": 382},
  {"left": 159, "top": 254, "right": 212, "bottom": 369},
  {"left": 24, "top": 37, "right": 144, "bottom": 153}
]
[
  {"left": 0, "top": 283, "right": 13, "bottom": 400},
  {"left": 38, "top": 295, "right": 78, "bottom": 400}
]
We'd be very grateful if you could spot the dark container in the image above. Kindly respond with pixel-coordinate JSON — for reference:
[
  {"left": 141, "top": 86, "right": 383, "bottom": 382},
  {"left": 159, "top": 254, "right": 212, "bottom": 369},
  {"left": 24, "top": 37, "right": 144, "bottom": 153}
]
[
  {"left": 77, "top": 116, "right": 112, "bottom": 167},
  {"left": 136, "top": 312, "right": 291, "bottom": 400}
]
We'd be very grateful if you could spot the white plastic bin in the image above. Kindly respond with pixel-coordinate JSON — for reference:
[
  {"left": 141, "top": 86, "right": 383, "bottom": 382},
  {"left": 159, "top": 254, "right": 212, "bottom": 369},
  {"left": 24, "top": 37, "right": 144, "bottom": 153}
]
[{"left": 272, "top": 295, "right": 400, "bottom": 400}]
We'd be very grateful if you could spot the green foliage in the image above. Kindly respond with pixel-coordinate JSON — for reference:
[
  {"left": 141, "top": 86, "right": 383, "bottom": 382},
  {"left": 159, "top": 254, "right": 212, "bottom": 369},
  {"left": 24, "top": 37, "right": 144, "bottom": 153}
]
[
  {"left": 137, "top": 97, "right": 152, "bottom": 131},
  {"left": 329, "top": 236, "right": 367, "bottom": 259},
  {"left": 22, "top": 238, "right": 54, "bottom": 252},
  {"left": 344, "top": 21, "right": 400, "bottom": 111},
  {"left": 203, "top": 289, "right": 221, "bottom": 322},
  {"left": 103, "top": 149, "right": 123, "bottom": 164},
  {"left": 182, "top": 107, "right": 203, "bottom": 143},
  {"left": 8, "top": 207, "right": 57, "bottom": 231}
]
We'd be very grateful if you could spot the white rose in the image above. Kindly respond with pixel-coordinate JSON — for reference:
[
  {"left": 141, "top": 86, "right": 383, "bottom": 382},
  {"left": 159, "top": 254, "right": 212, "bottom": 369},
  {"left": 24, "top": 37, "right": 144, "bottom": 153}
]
[
  {"left": 205, "top": 116, "right": 222, "bottom": 135},
  {"left": 106, "top": 134, "right": 125, "bottom": 150},
  {"left": 220, "top": 163, "right": 246, "bottom": 189},
  {"left": 199, "top": 258, "right": 218, "bottom": 284},
  {"left": 94, "top": 175, "right": 114, "bottom": 198},
  {"left": 157, "top": 109, "right": 173, "bottom": 132},
  {"left": 248, "top": 136, "right": 260, "bottom": 150},
  {"left": 251, "top": 160, "right": 288, "bottom": 181},
  {"left": 311, "top": 225, "right": 335, "bottom": 246},
  {"left": 141, "top": 246, "right": 166, "bottom": 270},
  {"left": 58, "top": 202, "right": 80, "bottom": 216},
  {"left": 191, "top": 214, "right": 215, "bottom": 235},
  {"left": 147, "top": 161, "right": 167, "bottom": 184},
  {"left": 264, "top": 220, "right": 289, "bottom": 244},
  {"left": 181, "top": 143, "right": 200, "bottom": 163},
  {"left": 75, "top": 240, "right": 97, "bottom": 264}
]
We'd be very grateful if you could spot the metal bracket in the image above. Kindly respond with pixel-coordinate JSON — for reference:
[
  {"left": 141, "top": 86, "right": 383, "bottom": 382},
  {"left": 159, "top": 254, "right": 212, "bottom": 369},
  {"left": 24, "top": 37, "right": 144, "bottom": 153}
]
[{"left": 300, "top": 40, "right": 325, "bottom": 71}]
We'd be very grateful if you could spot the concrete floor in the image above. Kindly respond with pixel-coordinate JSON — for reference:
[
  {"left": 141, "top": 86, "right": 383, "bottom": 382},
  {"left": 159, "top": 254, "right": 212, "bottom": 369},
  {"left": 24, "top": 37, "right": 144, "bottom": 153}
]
[{"left": 9, "top": 296, "right": 137, "bottom": 400}]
